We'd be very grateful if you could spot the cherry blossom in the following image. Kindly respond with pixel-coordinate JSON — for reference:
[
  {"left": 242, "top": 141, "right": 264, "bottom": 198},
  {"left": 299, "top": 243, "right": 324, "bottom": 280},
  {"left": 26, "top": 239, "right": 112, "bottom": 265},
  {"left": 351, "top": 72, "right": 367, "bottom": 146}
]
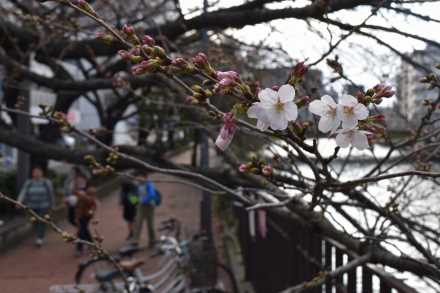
[
  {"left": 335, "top": 128, "right": 369, "bottom": 150},
  {"left": 247, "top": 84, "right": 298, "bottom": 131},
  {"left": 215, "top": 113, "right": 237, "bottom": 151},
  {"left": 336, "top": 95, "right": 369, "bottom": 129},
  {"left": 308, "top": 95, "right": 340, "bottom": 133}
]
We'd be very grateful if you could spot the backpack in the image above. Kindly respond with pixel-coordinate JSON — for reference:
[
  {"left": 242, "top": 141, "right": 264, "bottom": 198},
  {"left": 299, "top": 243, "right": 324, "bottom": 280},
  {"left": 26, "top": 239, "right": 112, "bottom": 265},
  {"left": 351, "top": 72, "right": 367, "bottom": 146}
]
[{"left": 140, "top": 182, "right": 162, "bottom": 206}]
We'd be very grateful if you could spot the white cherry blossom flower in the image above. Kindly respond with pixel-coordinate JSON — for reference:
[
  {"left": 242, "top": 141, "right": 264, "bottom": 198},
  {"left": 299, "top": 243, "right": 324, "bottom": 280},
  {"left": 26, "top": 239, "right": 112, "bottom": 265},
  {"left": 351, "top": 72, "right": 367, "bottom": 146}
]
[
  {"left": 335, "top": 128, "right": 370, "bottom": 150},
  {"left": 308, "top": 95, "right": 340, "bottom": 133},
  {"left": 247, "top": 84, "right": 298, "bottom": 131},
  {"left": 336, "top": 95, "right": 369, "bottom": 129}
]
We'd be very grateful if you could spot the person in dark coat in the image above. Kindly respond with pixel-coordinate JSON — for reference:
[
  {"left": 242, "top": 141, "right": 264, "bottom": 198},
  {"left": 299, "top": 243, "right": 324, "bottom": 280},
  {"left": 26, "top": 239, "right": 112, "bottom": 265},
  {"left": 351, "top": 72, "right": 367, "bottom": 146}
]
[
  {"left": 120, "top": 179, "right": 138, "bottom": 240},
  {"left": 75, "top": 186, "right": 97, "bottom": 256}
]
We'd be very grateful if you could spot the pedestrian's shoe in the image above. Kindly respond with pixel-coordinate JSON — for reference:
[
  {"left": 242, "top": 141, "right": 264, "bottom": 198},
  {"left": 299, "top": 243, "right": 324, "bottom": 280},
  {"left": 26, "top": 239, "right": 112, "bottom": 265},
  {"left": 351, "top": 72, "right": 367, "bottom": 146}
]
[{"left": 35, "top": 238, "right": 43, "bottom": 247}]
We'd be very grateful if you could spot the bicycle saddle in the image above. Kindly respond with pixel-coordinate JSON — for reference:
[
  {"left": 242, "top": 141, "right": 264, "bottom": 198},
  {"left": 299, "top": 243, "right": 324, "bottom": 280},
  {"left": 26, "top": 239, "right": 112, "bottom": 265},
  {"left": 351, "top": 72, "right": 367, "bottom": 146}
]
[
  {"left": 120, "top": 258, "right": 145, "bottom": 273},
  {"left": 119, "top": 244, "right": 142, "bottom": 257}
]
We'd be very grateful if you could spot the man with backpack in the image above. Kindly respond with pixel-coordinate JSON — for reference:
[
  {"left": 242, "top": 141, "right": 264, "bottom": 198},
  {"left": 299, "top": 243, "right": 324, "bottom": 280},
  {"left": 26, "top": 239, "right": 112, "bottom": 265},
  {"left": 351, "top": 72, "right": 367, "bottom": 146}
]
[
  {"left": 17, "top": 166, "right": 55, "bottom": 247},
  {"left": 131, "top": 171, "right": 161, "bottom": 248}
]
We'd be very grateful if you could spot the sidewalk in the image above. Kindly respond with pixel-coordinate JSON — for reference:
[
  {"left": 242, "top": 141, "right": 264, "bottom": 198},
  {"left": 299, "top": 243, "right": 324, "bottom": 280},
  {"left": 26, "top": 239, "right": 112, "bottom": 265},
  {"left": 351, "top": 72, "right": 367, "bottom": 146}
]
[{"left": 0, "top": 152, "right": 203, "bottom": 293}]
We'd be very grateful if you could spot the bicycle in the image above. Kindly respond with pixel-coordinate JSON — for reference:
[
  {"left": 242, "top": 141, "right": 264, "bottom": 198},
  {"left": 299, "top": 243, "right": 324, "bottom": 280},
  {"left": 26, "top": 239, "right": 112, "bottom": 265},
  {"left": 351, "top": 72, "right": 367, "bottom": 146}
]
[{"left": 74, "top": 218, "right": 238, "bottom": 293}]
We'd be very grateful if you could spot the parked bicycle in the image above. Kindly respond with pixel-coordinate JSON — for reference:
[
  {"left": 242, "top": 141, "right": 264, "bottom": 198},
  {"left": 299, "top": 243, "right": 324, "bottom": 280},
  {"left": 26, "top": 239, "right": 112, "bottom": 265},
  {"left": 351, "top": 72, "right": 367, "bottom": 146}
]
[{"left": 74, "top": 218, "right": 238, "bottom": 293}]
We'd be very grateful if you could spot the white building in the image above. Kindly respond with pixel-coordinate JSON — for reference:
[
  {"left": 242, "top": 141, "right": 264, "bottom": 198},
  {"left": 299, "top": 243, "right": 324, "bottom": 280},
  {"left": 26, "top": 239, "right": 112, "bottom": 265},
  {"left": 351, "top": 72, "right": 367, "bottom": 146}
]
[{"left": 397, "top": 44, "right": 440, "bottom": 122}]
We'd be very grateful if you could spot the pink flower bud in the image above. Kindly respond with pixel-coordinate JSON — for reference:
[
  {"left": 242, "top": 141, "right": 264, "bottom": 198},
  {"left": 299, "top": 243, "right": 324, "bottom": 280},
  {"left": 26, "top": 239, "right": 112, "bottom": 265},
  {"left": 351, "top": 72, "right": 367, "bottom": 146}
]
[
  {"left": 171, "top": 57, "right": 187, "bottom": 68},
  {"left": 193, "top": 52, "right": 208, "bottom": 67},
  {"left": 185, "top": 96, "right": 198, "bottom": 104},
  {"left": 118, "top": 50, "right": 131, "bottom": 60},
  {"left": 293, "top": 61, "right": 308, "bottom": 78},
  {"left": 370, "top": 114, "right": 386, "bottom": 124},
  {"left": 219, "top": 78, "right": 234, "bottom": 87},
  {"left": 239, "top": 164, "right": 248, "bottom": 173},
  {"left": 129, "top": 47, "right": 141, "bottom": 56},
  {"left": 122, "top": 24, "right": 134, "bottom": 35},
  {"left": 131, "top": 60, "right": 158, "bottom": 75},
  {"left": 142, "top": 35, "right": 155, "bottom": 46},
  {"left": 262, "top": 165, "right": 273, "bottom": 176},
  {"left": 374, "top": 84, "right": 395, "bottom": 98},
  {"left": 216, "top": 71, "right": 239, "bottom": 81},
  {"left": 215, "top": 113, "right": 237, "bottom": 151}
]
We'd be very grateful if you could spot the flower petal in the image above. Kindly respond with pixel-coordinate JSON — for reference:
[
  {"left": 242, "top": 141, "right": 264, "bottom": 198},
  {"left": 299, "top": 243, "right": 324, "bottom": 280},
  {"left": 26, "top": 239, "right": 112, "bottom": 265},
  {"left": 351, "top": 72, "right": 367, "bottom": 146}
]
[
  {"left": 258, "top": 88, "right": 277, "bottom": 104},
  {"left": 283, "top": 102, "right": 298, "bottom": 121},
  {"left": 352, "top": 131, "right": 369, "bottom": 150},
  {"left": 309, "top": 100, "right": 326, "bottom": 116},
  {"left": 341, "top": 116, "right": 358, "bottom": 129},
  {"left": 335, "top": 132, "right": 351, "bottom": 148},
  {"left": 256, "top": 120, "right": 270, "bottom": 131},
  {"left": 321, "top": 95, "right": 337, "bottom": 107},
  {"left": 247, "top": 103, "right": 263, "bottom": 118},
  {"left": 318, "top": 116, "right": 340, "bottom": 133},
  {"left": 339, "top": 94, "right": 358, "bottom": 107},
  {"left": 265, "top": 108, "right": 288, "bottom": 130},
  {"left": 278, "top": 84, "right": 295, "bottom": 103},
  {"left": 354, "top": 103, "right": 369, "bottom": 120}
]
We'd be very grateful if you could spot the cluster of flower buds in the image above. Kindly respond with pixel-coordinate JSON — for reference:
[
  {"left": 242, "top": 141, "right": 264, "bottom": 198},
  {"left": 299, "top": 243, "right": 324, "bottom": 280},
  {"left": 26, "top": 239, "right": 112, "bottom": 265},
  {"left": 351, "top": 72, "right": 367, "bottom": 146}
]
[
  {"left": 192, "top": 52, "right": 216, "bottom": 77},
  {"left": 239, "top": 159, "right": 273, "bottom": 177},
  {"left": 214, "top": 70, "right": 240, "bottom": 94},
  {"left": 131, "top": 59, "right": 161, "bottom": 75},
  {"left": 357, "top": 84, "right": 395, "bottom": 106},
  {"left": 105, "top": 148, "right": 120, "bottom": 164},
  {"left": 185, "top": 84, "right": 213, "bottom": 104},
  {"left": 61, "top": 231, "right": 76, "bottom": 243},
  {"left": 117, "top": 28, "right": 172, "bottom": 76},
  {"left": 288, "top": 61, "right": 308, "bottom": 85},
  {"left": 215, "top": 112, "right": 237, "bottom": 151},
  {"left": 420, "top": 73, "right": 438, "bottom": 89},
  {"left": 84, "top": 155, "right": 115, "bottom": 176},
  {"left": 53, "top": 111, "right": 71, "bottom": 132},
  {"left": 169, "top": 57, "right": 195, "bottom": 74}
]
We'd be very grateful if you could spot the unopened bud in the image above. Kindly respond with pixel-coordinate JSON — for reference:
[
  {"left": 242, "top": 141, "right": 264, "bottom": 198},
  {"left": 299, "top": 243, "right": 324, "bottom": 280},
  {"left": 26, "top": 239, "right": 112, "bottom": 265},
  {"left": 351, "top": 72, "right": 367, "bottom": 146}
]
[
  {"left": 122, "top": 24, "right": 135, "bottom": 35},
  {"left": 193, "top": 52, "right": 208, "bottom": 68},
  {"left": 142, "top": 35, "right": 155, "bottom": 46},
  {"left": 262, "top": 165, "right": 273, "bottom": 176}
]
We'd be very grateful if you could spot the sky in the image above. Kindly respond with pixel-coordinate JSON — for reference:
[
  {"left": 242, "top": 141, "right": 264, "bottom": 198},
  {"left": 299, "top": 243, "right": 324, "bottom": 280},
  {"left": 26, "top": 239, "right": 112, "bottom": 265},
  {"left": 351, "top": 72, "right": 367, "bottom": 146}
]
[{"left": 180, "top": 0, "right": 440, "bottom": 107}]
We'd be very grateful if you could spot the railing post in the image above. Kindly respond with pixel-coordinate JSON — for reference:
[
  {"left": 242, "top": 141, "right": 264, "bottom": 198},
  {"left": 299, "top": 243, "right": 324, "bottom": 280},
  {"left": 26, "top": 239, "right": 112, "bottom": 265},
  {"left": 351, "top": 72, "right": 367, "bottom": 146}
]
[
  {"left": 362, "top": 267, "right": 373, "bottom": 293},
  {"left": 325, "top": 241, "right": 333, "bottom": 293},
  {"left": 380, "top": 279, "right": 392, "bottom": 293},
  {"left": 347, "top": 257, "right": 357, "bottom": 293}
]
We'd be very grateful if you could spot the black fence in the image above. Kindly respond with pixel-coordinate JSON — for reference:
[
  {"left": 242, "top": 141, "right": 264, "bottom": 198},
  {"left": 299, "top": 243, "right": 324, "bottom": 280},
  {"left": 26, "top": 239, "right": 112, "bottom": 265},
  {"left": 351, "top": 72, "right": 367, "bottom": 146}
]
[{"left": 235, "top": 206, "right": 417, "bottom": 293}]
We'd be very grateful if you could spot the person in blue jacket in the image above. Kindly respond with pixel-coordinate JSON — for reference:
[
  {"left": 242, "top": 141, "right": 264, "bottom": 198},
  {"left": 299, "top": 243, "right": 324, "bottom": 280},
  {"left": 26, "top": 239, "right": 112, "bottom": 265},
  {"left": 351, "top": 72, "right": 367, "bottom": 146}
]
[{"left": 131, "top": 171, "right": 161, "bottom": 247}]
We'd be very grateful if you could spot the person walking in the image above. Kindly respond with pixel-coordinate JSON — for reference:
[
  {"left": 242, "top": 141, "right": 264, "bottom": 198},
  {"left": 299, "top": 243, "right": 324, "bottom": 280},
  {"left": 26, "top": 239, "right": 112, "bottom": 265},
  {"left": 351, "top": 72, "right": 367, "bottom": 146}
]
[
  {"left": 75, "top": 186, "right": 97, "bottom": 256},
  {"left": 63, "top": 166, "right": 88, "bottom": 226},
  {"left": 120, "top": 179, "right": 138, "bottom": 240},
  {"left": 17, "top": 166, "right": 55, "bottom": 247},
  {"left": 132, "top": 172, "right": 161, "bottom": 248}
]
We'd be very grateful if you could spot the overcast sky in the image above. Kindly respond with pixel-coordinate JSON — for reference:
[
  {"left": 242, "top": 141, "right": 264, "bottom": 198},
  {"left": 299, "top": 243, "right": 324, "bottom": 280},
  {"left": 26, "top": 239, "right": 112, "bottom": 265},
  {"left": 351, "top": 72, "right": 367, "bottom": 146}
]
[{"left": 180, "top": 1, "right": 440, "bottom": 106}]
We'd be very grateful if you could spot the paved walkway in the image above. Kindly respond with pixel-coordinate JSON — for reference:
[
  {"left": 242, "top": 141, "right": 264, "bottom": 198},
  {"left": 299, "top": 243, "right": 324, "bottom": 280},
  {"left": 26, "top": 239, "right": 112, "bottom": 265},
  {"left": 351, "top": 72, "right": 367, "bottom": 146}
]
[{"left": 0, "top": 153, "right": 204, "bottom": 293}]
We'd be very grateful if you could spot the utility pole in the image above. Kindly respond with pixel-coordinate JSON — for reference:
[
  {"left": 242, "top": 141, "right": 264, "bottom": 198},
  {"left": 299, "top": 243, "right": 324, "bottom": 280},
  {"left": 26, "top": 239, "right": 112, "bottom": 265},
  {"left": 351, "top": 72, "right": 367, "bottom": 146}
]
[
  {"left": 16, "top": 79, "right": 31, "bottom": 192},
  {"left": 200, "top": 0, "right": 212, "bottom": 238}
]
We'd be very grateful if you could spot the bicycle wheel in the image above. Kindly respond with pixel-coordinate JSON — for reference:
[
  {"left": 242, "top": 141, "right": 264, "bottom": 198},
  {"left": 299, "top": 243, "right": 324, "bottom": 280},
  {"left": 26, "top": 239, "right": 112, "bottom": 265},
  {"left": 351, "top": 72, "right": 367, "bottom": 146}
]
[
  {"left": 213, "top": 263, "right": 239, "bottom": 293},
  {"left": 75, "top": 257, "right": 125, "bottom": 292}
]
